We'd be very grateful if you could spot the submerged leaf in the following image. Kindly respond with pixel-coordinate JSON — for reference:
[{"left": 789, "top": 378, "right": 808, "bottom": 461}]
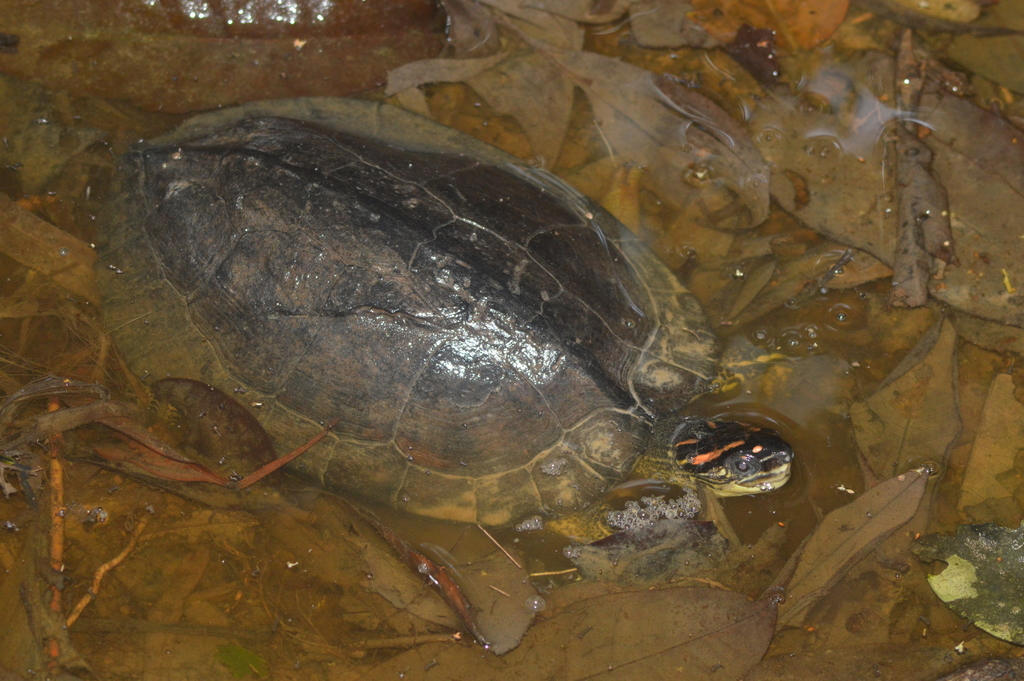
[
  {"left": 567, "top": 519, "right": 728, "bottom": 585},
  {"left": 629, "top": 0, "right": 719, "bottom": 49},
  {"left": 362, "top": 586, "right": 777, "bottom": 680},
  {"left": 850, "top": 319, "right": 961, "bottom": 481},
  {"left": 216, "top": 644, "right": 268, "bottom": 679},
  {"left": 775, "top": 468, "right": 928, "bottom": 627},
  {"left": 958, "top": 374, "right": 1024, "bottom": 526},
  {"left": 531, "top": 42, "right": 769, "bottom": 229},
  {"left": 914, "top": 522, "right": 1024, "bottom": 645}
]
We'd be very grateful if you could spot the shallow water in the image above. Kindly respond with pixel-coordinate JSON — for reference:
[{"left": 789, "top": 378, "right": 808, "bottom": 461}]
[{"left": 1, "top": 1, "right": 1023, "bottom": 679}]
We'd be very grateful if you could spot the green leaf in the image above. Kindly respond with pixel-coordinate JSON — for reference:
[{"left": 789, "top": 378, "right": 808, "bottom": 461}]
[{"left": 215, "top": 644, "right": 268, "bottom": 679}]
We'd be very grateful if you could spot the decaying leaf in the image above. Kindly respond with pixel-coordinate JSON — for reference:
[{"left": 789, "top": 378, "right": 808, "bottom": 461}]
[
  {"left": 567, "top": 519, "right": 728, "bottom": 585},
  {"left": 774, "top": 468, "right": 928, "bottom": 627},
  {"left": 388, "top": 22, "right": 769, "bottom": 230},
  {"left": 361, "top": 586, "right": 777, "bottom": 680},
  {"left": 745, "top": 644, "right": 960, "bottom": 681},
  {"left": 0, "top": 193, "right": 99, "bottom": 304},
  {"left": 889, "top": 0, "right": 980, "bottom": 23},
  {"left": 913, "top": 522, "right": 1024, "bottom": 645},
  {"left": 917, "top": 89, "right": 1024, "bottom": 329},
  {"left": 850, "top": 318, "right": 961, "bottom": 481},
  {"left": 755, "top": 49, "right": 1024, "bottom": 330},
  {"left": 629, "top": 0, "right": 719, "bottom": 49},
  {"left": 958, "top": 374, "right": 1024, "bottom": 526},
  {"left": 530, "top": 43, "right": 769, "bottom": 229},
  {"left": 753, "top": 52, "right": 900, "bottom": 261},
  {"left": 442, "top": 0, "right": 501, "bottom": 56},
  {"left": 889, "top": 32, "right": 955, "bottom": 308},
  {"left": 0, "top": 74, "right": 104, "bottom": 195},
  {"left": 948, "top": 0, "right": 1024, "bottom": 93},
  {"left": 150, "top": 378, "right": 277, "bottom": 468},
  {"left": 479, "top": 0, "right": 585, "bottom": 49}
]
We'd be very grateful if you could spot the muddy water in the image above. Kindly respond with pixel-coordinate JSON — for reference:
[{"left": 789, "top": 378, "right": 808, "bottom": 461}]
[{"left": 1, "top": 2, "right": 1023, "bottom": 679}]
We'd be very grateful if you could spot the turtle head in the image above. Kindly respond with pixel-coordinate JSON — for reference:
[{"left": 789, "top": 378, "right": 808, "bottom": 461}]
[{"left": 667, "top": 416, "right": 793, "bottom": 496}]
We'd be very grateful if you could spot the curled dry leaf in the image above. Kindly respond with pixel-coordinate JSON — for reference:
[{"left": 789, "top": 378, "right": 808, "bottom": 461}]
[
  {"left": 850, "top": 319, "right": 960, "bottom": 481},
  {"left": 773, "top": 468, "right": 929, "bottom": 628},
  {"left": 889, "top": 32, "right": 954, "bottom": 308}
]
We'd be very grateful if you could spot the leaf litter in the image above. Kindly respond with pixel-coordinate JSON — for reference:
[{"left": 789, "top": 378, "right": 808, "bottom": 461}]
[{"left": 6, "top": 2, "right": 1024, "bottom": 675}]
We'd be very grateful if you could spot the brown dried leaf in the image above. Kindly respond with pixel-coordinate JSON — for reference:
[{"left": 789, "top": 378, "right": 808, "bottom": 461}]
[
  {"left": 0, "top": 75, "right": 104, "bottom": 195},
  {"left": 753, "top": 53, "right": 900, "bottom": 264},
  {"left": 629, "top": 0, "right": 720, "bottom": 49},
  {"left": 746, "top": 644, "right": 959, "bottom": 681},
  {"left": 0, "top": 194, "right": 99, "bottom": 304},
  {"left": 479, "top": 0, "right": 585, "bottom": 49},
  {"left": 529, "top": 42, "right": 769, "bottom": 229},
  {"left": 850, "top": 319, "right": 961, "bottom": 481},
  {"left": 526, "top": 0, "right": 630, "bottom": 24},
  {"left": 442, "top": 0, "right": 501, "bottom": 56},
  {"left": 958, "top": 374, "right": 1024, "bottom": 526},
  {"left": 387, "top": 53, "right": 509, "bottom": 94},
  {"left": 774, "top": 468, "right": 928, "bottom": 627},
  {"left": 918, "top": 89, "right": 1024, "bottom": 328},
  {"left": 150, "top": 378, "right": 276, "bottom": 468},
  {"left": 388, "top": 50, "right": 575, "bottom": 163},
  {"left": 361, "top": 586, "right": 777, "bottom": 680},
  {"left": 467, "top": 51, "right": 576, "bottom": 163}
]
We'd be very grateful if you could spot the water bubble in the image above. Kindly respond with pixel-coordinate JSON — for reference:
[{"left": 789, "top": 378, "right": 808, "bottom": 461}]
[
  {"left": 417, "top": 562, "right": 431, "bottom": 574},
  {"left": 57, "top": 247, "right": 70, "bottom": 257},
  {"left": 525, "top": 595, "right": 546, "bottom": 612},
  {"left": 540, "top": 458, "right": 568, "bottom": 476},
  {"left": 514, "top": 515, "right": 544, "bottom": 532}
]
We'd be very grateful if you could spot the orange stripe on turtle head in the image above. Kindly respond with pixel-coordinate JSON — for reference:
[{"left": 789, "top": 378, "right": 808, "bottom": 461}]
[{"left": 688, "top": 440, "right": 745, "bottom": 466}]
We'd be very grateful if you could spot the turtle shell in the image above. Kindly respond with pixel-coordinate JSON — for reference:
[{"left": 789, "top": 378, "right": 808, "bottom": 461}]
[{"left": 97, "top": 98, "right": 718, "bottom": 525}]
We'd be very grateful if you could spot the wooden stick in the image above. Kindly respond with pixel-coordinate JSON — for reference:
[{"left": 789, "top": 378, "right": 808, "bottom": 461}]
[
  {"left": 476, "top": 524, "right": 521, "bottom": 569},
  {"left": 66, "top": 515, "right": 150, "bottom": 627}
]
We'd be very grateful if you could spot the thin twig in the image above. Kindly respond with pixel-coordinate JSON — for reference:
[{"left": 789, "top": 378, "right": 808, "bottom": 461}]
[
  {"left": 66, "top": 515, "right": 150, "bottom": 627},
  {"left": 476, "top": 524, "right": 521, "bottom": 569},
  {"left": 529, "top": 567, "right": 578, "bottom": 578},
  {"left": 488, "top": 585, "right": 511, "bottom": 597},
  {"left": 47, "top": 397, "right": 65, "bottom": 616}
]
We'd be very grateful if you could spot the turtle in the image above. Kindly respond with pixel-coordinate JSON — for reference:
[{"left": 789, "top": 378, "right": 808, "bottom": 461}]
[{"left": 96, "top": 98, "right": 793, "bottom": 528}]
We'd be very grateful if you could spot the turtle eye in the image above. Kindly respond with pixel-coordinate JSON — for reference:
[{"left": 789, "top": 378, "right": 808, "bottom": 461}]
[{"left": 733, "top": 455, "right": 759, "bottom": 474}]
